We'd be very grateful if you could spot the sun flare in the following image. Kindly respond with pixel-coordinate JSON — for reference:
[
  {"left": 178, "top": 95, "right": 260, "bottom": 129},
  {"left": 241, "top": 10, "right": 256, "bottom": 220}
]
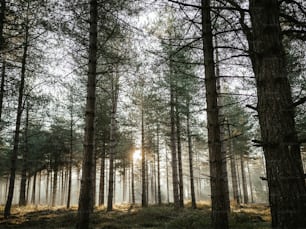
[{"left": 133, "top": 149, "right": 142, "bottom": 161}]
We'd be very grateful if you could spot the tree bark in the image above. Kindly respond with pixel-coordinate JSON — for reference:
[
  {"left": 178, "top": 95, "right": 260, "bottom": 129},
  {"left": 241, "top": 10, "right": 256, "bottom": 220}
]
[
  {"left": 249, "top": 0, "right": 306, "bottom": 227},
  {"left": 4, "top": 1, "right": 29, "bottom": 216},
  {"left": 201, "top": 0, "right": 229, "bottom": 228},
  {"left": 76, "top": 0, "right": 98, "bottom": 227}
]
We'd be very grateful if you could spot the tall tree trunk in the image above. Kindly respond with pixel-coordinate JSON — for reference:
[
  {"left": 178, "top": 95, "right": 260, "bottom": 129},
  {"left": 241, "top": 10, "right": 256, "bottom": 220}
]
[
  {"left": 227, "top": 122, "right": 240, "bottom": 204},
  {"left": 131, "top": 157, "right": 135, "bottom": 204},
  {"left": 249, "top": 0, "right": 306, "bottom": 227},
  {"left": 19, "top": 100, "right": 29, "bottom": 206},
  {"left": 52, "top": 167, "right": 58, "bottom": 207},
  {"left": 46, "top": 170, "right": 50, "bottom": 205},
  {"left": 67, "top": 97, "right": 73, "bottom": 209},
  {"left": 141, "top": 107, "right": 147, "bottom": 207},
  {"left": 175, "top": 95, "right": 184, "bottom": 208},
  {"left": 201, "top": 0, "right": 229, "bottom": 228},
  {"left": 99, "top": 142, "right": 106, "bottom": 206},
  {"left": 31, "top": 172, "right": 37, "bottom": 205},
  {"left": 122, "top": 167, "right": 126, "bottom": 203},
  {"left": 4, "top": 1, "right": 29, "bottom": 216},
  {"left": 240, "top": 154, "right": 248, "bottom": 204},
  {"left": 38, "top": 171, "right": 41, "bottom": 204},
  {"left": 107, "top": 71, "right": 119, "bottom": 212},
  {"left": 170, "top": 69, "right": 180, "bottom": 208},
  {"left": 186, "top": 101, "right": 196, "bottom": 209},
  {"left": 156, "top": 123, "right": 162, "bottom": 205},
  {"left": 166, "top": 147, "right": 169, "bottom": 204},
  {"left": 76, "top": 0, "right": 97, "bottom": 228},
  {"left": 246, "top": 159, "right": 254, "bottom": 203}
]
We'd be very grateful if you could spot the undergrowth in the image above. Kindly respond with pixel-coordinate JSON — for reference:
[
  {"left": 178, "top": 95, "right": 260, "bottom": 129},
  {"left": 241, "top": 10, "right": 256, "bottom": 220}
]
[{"left": 0, "top": 203, "right": 271, "bottom": 229}]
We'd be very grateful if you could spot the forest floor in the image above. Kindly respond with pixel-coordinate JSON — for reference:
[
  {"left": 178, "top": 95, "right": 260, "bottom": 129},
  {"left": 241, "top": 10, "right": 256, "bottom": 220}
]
[{"left": 0, "top": 202, "right": 271, "bottom": 229}]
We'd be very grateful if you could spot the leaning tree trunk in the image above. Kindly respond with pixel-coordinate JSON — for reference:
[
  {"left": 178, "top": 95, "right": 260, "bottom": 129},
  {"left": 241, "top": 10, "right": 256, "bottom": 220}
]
[
  {"left": 201, "top": 0, "right": 229, "bottom": 228},
  {"left": 76, "top": 0, "right": 98, "bottom": 227},
  {"left": 4, "top": 2, "right": 29, "bottom": 216},
  {"left": 249, "top": 0, "right": 306, "bottom": 228}
]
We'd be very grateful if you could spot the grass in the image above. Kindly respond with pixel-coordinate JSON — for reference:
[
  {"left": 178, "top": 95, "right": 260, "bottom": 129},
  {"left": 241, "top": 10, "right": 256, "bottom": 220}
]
[{"left": 0, "top": 203, "right": 271, "bottom": 229}]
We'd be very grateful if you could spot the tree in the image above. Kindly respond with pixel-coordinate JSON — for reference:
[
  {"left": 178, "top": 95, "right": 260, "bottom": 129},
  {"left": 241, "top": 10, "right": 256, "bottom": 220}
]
[
  {"left": 0, "top": 0, "right": 5, "bottom": 50},
  {"left": 76, "top": 0, "right": 98, "bottom": 228},
  {"left": 247, "top": 0, "right": 306, "bottom": 227},
  {"left": 201, "top": 0, "right": 229, "bottom": 228},
  {"left": 4, "top": 0, "right": 30, "bottom": 217}
]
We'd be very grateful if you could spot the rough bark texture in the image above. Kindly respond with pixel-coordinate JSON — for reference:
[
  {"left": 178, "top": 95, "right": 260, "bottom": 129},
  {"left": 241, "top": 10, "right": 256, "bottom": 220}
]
[
  {"left": 187, "top": 101, "right": 196, "bottom": 209},
  {"left": 76, "top": 0, "right": 98, "bottom": 227},
  {"left": 4, "top": 4, "right": 29, "bottom": 216},
  {"left": 249, "top": 0, "right": 306, "bottom": 228},
  {"left": 201, "top": 0, "right": 229, "bottom": 228}
]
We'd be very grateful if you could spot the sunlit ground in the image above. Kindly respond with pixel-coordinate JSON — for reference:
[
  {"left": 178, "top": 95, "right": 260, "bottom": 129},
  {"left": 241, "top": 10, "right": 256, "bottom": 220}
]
[{"left": 0, "top": 202, "right": 271, "bottom": 229}]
